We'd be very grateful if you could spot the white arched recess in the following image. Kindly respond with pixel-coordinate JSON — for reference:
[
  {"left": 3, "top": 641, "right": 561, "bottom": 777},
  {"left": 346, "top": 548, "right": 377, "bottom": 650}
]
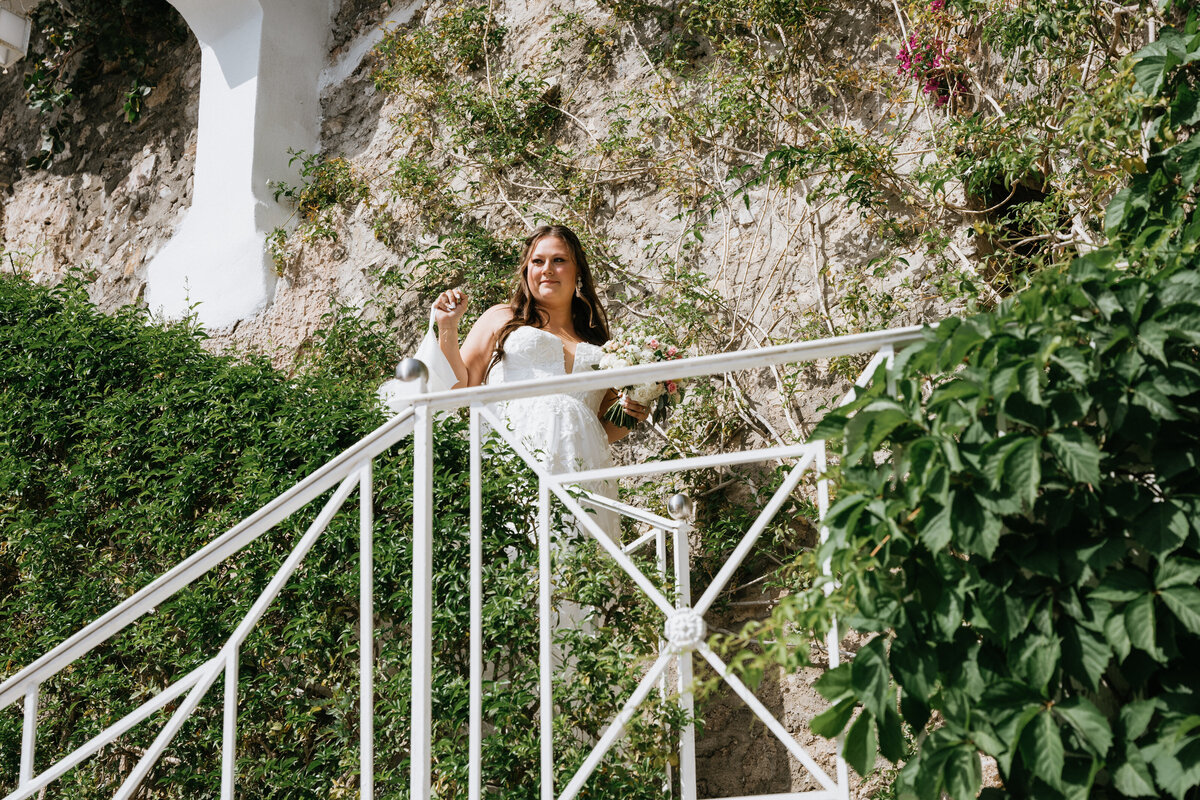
[{"left": 145, "top": 0, "right": 329, "bottom": 329}]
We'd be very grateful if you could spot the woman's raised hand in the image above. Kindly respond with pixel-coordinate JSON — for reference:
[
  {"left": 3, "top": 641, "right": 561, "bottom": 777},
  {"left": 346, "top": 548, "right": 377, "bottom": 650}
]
[{"left": 433, "top": 287, "right": 468, "bottom": 328}]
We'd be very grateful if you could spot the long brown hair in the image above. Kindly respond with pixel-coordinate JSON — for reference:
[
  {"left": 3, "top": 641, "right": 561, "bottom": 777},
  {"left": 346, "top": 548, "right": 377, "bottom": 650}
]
[{"left": 488, "top": 225, "right": 610, "bottom": 377}]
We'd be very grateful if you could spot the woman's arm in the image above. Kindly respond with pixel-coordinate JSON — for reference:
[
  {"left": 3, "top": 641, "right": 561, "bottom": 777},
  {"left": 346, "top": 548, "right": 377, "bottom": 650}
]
[
  {"left": 432, "top": 290, "right": 511, "bottom": 389},
  {"left": 598, "top": 389, "right": 649, "bottom": 443}
]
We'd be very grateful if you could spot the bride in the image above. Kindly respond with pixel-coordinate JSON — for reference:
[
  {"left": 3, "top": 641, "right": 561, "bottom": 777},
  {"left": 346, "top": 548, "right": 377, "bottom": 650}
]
[{"left": 431, "top": 225, "right": 648, "bottom": 539}]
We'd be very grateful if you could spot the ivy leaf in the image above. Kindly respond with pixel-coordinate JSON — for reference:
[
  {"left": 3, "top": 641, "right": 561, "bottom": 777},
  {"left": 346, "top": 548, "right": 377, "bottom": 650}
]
[
  {"left": 1137, "top": 501, "right": 1190, "bottom": 558},
  {"left": 844, "top": 710, "right": 878, "bottom": 776},
  {"left": 944, "top": 746, "right": 983, "bottom": 800},
  {"left": 814, "top": 663, "right": 853, "bottom": 702},
  {"left": 952, "top": 491, "right": 1002, "bottom": 558},
  {"left": 1155, "top": 557, "right": 1200, "bottom": 589},
  {"left": 1046, "top": 429, "right": 1102, "bottom": 486},
  {"left": 891, "top": 637, "right": 937, "bottom": 699},
  {"left": 845, "top": 400, "right": 911, "bottom": 458},
  {"left": 1055, "top": 696, "right": 1113, "bottom": 758},
  {"left": 1160, "top": 586, "right": 1200, "bottom": 634},
  {"left": 851, "top": 636, "right": 890, "bottom": 720},
  {"left": 1050, "top": 347, "right": 1090, "bottom": 384},
  {"left": 879, "top": 697, "right": 906, "bottom": 762},
  {"left": 918, "top": 499, "right": 953, "bottom": 553},
  {"left": 1021, "top": 709, "right": 1064, "bottom": 789},
  {"left": 1001, "top": 435, "right": 1042, "bottom": 508},
  {"left": 1060, "top": 623, "right": 1110, "bottom": 692},
  {"left": 811, "top": 696, "right": 857, "bottom": 738},
  {"left": 1105, "top": 608, "right": 1132, "bottom": 662},
  {"left": 1091, "top": 568, "right": 1152, "bottom": 602},
  {"left": 1105, "top": 187, "right": 1134, "bottom": 235},
  {"left": 1120, "top": 699, "right": 1159, "bottom": 740},
  {"left": 1132, "top": 381, "right": 1179, "bottom": 420},
  {"left": 1112, "top": 744, "right": 1158, "bottom": 797},
  {"left": 1124, "top": 594, "right": 1158, "bottom": 657}
]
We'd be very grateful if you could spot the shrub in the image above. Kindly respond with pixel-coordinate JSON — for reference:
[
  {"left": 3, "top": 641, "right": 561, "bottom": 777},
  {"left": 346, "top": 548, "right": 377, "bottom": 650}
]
[{"left": 0, "top": 274, "right": 674, "bottom": 798}]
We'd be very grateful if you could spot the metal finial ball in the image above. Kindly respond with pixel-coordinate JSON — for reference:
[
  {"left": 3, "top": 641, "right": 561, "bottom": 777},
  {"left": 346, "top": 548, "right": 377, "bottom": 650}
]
[
  {"left": 667, "top": 493, "right": 693, "bottom": 520},
  {"left": 395, "top": 358, "right": 428, "bottom": 383}
]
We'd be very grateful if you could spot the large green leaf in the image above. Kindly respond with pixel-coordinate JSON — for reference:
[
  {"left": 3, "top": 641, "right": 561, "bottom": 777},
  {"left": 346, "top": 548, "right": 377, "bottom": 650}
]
[
  {"left": 1160, "top": 586, "right": 1200, "bottom": 634},
  {"left": 1021, "top": 709, "right": 1064, "bottom": 789},
  {"left": 1055, "top": 696, "right": 1113, "bottom": 758},
  {"left": 1091, "top": 568, "right": 1152, "bottom": 602},
  {"left": 1137, "top": 501, "right": 1190, "bottom": 558},
  {"left": 1125, "top": 594, "right": 1158, "bottom": 657},
  {"left": 1045, "top": 429, "right": 1102, "bottom": 486},
  {"left": 814, "top": 663, "right": 853, "bottom": 702},
  {"left": 1001, "top": 435, "right": 1041, "bottom": 508},
  {"left": 943, "top": 745, "right": 983, "bottom": 800},
  {"left": 851, "top": 636, "right": 890, "bottom": 719},
  {"left": 918, "top": 499, "right": 953, "bottom": 553},
  {"left": 1113, "top": 744, "right": 1158, "bottom": 797},
  {"left": 811, "top": 696, "right": 857, "bottom": 738},
  {"left": 844, "top": 710, "right": 878, "bottom": 777}
]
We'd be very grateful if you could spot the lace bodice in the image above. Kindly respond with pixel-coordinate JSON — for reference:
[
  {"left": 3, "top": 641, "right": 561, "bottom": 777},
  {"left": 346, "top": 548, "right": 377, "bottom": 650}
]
[
  {"left": 487, "top": 326, "right": 607, "bottom": 414},
  {"left": 485, "top": 325, "right": 617, "bottom": 538}
]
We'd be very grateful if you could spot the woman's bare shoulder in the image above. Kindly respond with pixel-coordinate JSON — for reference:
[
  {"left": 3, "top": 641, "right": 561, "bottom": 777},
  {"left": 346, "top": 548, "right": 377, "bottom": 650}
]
[
  {"left": 463, "top": 303, "right": 513, "bottom": 347},
  {"left": 474, "top": 304, "right": 513, "bottom": 331}
]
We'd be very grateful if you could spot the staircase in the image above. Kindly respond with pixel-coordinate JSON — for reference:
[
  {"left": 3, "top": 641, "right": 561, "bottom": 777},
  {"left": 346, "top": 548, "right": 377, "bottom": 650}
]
[{"left": 0, "top": 324, "right": 926, "bottom": 800}]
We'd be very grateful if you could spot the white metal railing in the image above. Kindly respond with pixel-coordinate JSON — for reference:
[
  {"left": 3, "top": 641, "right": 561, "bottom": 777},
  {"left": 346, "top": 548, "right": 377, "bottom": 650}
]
[{"left": 0, "top": 323, "right": 925, "bottom": 800}]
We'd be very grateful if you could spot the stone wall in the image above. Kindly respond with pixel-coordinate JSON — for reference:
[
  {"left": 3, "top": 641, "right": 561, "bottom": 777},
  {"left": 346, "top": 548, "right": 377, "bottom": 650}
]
[{"left": 0, "top": 35, "right": 199, "bottom": 314}]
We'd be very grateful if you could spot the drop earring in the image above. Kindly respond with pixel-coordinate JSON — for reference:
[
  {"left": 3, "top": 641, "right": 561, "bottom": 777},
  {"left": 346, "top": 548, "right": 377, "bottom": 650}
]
[{"left": 575, "top": 278, "right": 584, "bottom": 298}]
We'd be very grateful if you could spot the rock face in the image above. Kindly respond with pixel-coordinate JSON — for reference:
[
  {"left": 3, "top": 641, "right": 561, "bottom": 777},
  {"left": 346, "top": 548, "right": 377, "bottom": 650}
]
[
  {"left": 0, "top": 1, "right": 952, "bottom": 795},
  {"left": 0, "top": 36, "right": 199, "bottom": 314}
]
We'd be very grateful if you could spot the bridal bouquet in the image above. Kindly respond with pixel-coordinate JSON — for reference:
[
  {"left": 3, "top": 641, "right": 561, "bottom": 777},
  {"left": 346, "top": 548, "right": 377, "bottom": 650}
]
[{"left": 594, "top": 331, "right": 686, "bottom": 429}]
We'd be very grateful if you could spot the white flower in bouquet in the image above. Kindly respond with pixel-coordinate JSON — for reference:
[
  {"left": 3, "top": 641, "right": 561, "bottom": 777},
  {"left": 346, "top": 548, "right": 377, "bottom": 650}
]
[{"left": 591, "top": 330, "right": 687, "bottom": 429}]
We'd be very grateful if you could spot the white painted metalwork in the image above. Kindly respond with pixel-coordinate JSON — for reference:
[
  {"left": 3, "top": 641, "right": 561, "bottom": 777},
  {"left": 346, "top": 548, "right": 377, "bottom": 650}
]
[{"left": 1, "top": 323, "right": 927, "bottom": 800}]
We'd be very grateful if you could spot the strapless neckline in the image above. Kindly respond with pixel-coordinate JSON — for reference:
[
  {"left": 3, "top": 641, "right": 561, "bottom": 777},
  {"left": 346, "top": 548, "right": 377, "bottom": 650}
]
[{"left": 512, "top": 325, "right": 598, "bottom": 374}]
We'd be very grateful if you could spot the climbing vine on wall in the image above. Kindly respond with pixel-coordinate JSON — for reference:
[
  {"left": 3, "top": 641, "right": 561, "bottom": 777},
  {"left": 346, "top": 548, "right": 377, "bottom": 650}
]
[{"left": 20, "top": 0, "right": 188, "bottom": 169}]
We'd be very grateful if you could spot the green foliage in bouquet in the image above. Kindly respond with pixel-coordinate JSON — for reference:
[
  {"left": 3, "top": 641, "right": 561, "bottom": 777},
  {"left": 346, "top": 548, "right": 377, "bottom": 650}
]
[
  {"left": 763, "top": 25, "right": 1200, "bottom": 800},
  {"left": 0, "top": 274, "right": 676, "bottom": 798}
]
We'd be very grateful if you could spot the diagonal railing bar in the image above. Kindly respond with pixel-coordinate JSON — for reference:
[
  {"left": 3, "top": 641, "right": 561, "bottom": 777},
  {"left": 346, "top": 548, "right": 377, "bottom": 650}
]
[
  {"left": 2, "top": 660, "right": 217, "bottom": 800},
  {"left": 0, "top": 410, "right": 416, "bottom": 711},
  {"left": 696, "top": 643, "right": 840, "bottom": 795},
  {"left": 577, "top": 490, "right": 680, "bottom": 532},
  {"left": 479, "top": 406, "right": 676, "bottom": 617},
  {"left": 694, "top": 451, "right": 816, "bottom": 616},
  {"left": 557, "top": 652, "right": 675, "bottom": 800},
  {"left": 112, "top": 470, "right": 363, "bottom": 800}
]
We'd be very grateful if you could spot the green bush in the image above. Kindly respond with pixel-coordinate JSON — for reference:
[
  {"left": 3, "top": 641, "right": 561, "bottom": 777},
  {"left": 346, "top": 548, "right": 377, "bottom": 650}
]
[
  {"left": 0, "top": 275, "right": 674, "bottom": 798},
  {"left": 767, "top": 25, "right": 1200, "bottom": 800}
]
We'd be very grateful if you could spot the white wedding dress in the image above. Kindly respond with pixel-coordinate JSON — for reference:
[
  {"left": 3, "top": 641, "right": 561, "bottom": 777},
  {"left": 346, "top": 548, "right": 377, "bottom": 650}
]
[{"left": 486, "top": 325, "right": 619, "bottom": 540}]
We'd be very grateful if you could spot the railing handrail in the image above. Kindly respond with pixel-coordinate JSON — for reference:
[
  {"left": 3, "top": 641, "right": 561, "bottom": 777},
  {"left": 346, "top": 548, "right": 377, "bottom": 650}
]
[
  {"left": 421, "top": 324, "right": 928, "bottom": 411},
  {"left": 0, "top": 322, "right": 932, "bottom": 709}
]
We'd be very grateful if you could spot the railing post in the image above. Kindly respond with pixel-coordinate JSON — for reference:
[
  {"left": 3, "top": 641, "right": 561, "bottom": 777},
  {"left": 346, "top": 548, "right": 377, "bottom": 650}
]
[
  {"left": 19, "top": 683, "right": 38, "bottom": 788},
  {"left": 538, "top": 478, "right": 554, "bottom": 800},
  {"left": 667, "top": 494, "right": 697, "bottom": 800},
  {"left": 401, "top": 359, "right": 433, "bottom": 800},
  {"left": 816, "top": 445, "right": 849, "bottom": 799},
  {"left": 469, "top": 405, "right": 483, "bottom": 800},
  {"left": 221, "top": 648, "right": 239, "bottom": 800},
  {"left": 359, "top": 459, "right": 375, "bottom": 800}
]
